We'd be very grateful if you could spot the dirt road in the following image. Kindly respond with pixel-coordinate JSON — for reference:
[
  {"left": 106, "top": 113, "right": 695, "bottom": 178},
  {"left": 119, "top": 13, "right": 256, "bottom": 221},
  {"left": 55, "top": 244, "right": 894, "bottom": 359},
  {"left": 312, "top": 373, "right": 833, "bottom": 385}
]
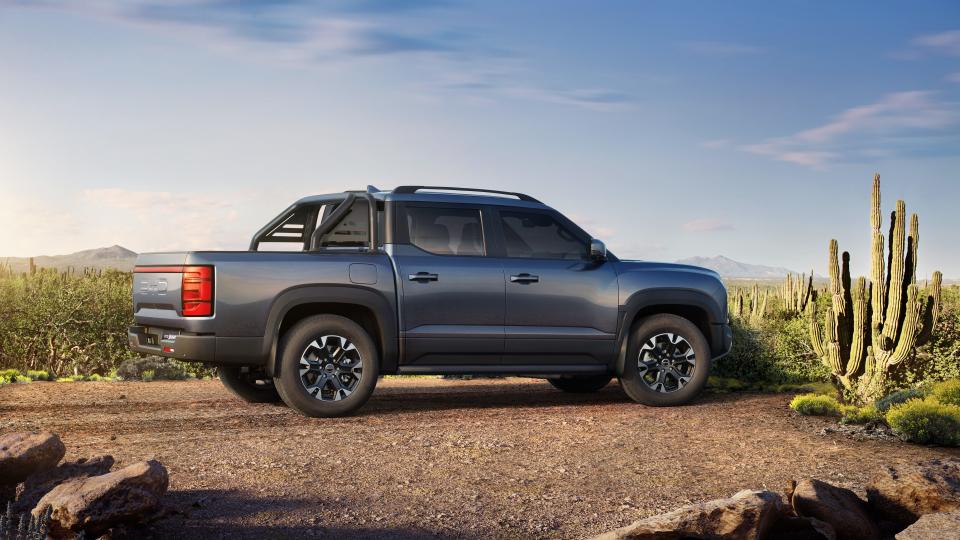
[{"left": 2, "top": 378, "right": 957, "bottom": 539}]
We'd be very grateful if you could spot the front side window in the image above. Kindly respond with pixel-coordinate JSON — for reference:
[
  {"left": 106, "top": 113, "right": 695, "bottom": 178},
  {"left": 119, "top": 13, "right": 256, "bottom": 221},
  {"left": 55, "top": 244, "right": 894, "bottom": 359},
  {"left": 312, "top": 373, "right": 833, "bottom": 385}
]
[
  {"left": 499, "top": 210, "right": 587, "bottom": 259},
  {"left": 315, "top": 199, "right": 370, "bottom": 249},
  {"left": 405, "top": 206, "right": 485, "bottom": 256}
]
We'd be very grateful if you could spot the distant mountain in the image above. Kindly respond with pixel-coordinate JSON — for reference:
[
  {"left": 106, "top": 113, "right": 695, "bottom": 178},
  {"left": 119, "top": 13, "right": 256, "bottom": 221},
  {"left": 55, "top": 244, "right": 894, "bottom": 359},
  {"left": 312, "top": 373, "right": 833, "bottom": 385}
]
[
  {"left": 2, "top": 245, "right": 137, "bottom": 273},
  {"left": 676, "top": 255, "right": 796, "bottom": 279}
]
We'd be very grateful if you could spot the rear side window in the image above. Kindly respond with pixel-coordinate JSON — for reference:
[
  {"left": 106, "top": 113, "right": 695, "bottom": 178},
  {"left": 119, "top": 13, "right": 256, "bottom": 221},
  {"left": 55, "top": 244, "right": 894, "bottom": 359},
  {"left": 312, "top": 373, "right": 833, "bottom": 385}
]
[
  {"left": 405, "top": 206, "right": 485, "bottom": 256},
  {"left": 315, "top": 199, "right": 370, "bottom": 249},
  {"left": 499, "top": 210, "right": 587, "bottom": 259}
]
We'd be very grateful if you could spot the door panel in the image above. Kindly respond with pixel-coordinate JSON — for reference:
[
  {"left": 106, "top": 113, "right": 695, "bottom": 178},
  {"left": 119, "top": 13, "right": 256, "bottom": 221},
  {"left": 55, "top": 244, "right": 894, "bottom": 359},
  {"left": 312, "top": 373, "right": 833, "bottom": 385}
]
[
  {"left": 391, "top": 204, "right": 505, "bottom": 365},
  {"left": 493, "top": 208, "right": 619, "bottom": 365}
]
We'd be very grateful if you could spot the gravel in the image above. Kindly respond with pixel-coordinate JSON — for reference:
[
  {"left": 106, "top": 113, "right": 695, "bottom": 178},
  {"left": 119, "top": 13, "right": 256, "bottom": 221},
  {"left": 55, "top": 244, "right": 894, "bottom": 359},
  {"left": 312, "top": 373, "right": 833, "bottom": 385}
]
[{"left": 2, "top": 377, "right": 957, "bottom": 539}]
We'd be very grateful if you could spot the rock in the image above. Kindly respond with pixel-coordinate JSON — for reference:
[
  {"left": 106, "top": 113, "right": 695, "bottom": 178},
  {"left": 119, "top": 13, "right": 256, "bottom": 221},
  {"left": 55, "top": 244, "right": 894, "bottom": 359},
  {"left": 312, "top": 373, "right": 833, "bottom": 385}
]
[
  {"left": 792, "top": 479, "right": 880, "bottom": 540},
  {"left": 769, "top": 516, "right": 837, "bottom": 540},
  {"left": 866, "top": 458, "right": 960, "bottom": 528},
  {"left": 13, "top": 455, "right": 114, "bottom": 513},
  {"left": 590, "top": 489, "right": 785, "bottom": 540},
  {"left": 0, "top": 432, "right": 65, "bottom": 485},
  {"left": 895, "top": 511, "right": 960, "bottom": 539},
  {"left": 33, "top": 460, "right": 168, "bottom": 537}
]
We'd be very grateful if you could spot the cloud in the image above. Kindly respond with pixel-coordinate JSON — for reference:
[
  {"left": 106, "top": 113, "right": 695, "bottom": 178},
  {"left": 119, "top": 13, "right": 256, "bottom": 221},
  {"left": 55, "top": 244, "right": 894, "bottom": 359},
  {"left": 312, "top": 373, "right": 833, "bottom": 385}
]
[
  {"left": 682, "top": 219, "right": 734, "bottom": 232},
  {"left": 4, "top": 0, "right": 631, "bottom": 112},
  {"left": 912, "top": 29, "right": 960, "bottom": 57},
  {"left": 741, "top": 91, "right": 960, "bottom": 167},
  {"left": 948, "top": 72, "right": 960, "bottom": 84},
  {"left": 682, "top": 41, "right": 762, "bottom": 56}
]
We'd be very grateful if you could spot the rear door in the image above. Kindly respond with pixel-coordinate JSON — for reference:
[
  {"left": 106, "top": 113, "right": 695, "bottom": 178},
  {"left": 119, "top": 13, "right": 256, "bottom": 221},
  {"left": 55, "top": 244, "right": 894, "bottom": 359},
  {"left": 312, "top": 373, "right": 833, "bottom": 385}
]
[
  {"left": 391, "top": 203, "right": 505, "bottom": 366},
  {"left": 491, "top": 207, "right": 619, "bottom": 366}
]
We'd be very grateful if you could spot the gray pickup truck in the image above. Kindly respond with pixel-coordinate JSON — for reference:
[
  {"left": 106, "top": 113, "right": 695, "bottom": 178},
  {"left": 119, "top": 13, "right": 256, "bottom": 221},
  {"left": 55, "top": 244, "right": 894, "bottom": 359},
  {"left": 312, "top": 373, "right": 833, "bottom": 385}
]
[{"left": 129, "top": 186, "right": 731, "bottom": 417}]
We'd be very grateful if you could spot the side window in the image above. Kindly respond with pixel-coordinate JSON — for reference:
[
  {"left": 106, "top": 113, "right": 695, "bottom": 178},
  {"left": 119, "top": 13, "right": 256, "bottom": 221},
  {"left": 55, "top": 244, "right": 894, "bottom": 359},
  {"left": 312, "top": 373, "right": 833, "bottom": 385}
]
[
  {"left": 405, "top": 206, "right": 485, "bottom": 256},
  {"left": 499, "top": 210, "right": 587, "bottom": 259},
  {"left": 315, "top": 199, "right": 370, "bottom": 249}
]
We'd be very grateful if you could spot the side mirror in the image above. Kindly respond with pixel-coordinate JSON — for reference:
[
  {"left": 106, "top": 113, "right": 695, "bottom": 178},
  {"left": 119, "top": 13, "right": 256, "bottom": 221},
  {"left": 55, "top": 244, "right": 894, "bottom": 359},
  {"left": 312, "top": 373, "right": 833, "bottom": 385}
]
[{"left": 589, "top": 239, "right": 607, "bottom": 262}]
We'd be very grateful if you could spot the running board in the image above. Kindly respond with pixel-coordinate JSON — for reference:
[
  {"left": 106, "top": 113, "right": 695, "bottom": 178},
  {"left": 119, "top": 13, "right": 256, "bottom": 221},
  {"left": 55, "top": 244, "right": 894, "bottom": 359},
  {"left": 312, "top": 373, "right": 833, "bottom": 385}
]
[{"left": 396, "top": 364, "right": 610, "bottom": 377}]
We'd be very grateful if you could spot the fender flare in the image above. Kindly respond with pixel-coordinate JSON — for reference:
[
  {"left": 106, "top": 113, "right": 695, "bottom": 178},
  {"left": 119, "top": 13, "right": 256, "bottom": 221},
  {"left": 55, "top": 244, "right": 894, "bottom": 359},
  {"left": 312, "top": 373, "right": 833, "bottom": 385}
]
[
  {"left": 261, "top": 284, "right": 399, "bottom": 376},
  {"left": 614, "top": 288, "right": 724, "bottom": 375}
]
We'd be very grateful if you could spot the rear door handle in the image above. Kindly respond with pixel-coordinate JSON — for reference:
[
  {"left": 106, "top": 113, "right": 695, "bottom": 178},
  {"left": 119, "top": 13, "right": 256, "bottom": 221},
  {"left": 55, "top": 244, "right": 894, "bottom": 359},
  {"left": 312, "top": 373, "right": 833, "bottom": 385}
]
[
  {"left": 408, "top": 272, "right": 439, "bottom": 282},
  {"left": 510, "top": 273, "right": 539, "bottom": 283}
]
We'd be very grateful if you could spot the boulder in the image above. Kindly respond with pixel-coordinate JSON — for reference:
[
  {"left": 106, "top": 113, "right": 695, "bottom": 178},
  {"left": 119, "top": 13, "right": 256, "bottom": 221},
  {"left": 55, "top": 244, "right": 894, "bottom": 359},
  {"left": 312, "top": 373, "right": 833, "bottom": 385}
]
[
  {"left": 792, "top": 479, "right": 880, "bottom": 540},
  {"left": 590, "top": 489, "right": 785, "bottom": 540},
  {"left": 0, "top": 432, "right": 65, "bottom": 486},
  {"left": 866, "top": 458, "right": 960, "bottom": 528},
  {"left": 33, "top": 460, "right": 168, "bottom": 537},
  {"left": 895, "top": 511, "right": 960, "bottom": 539},
  {"left": 13, "top": 455, "right": 114, "bottom": 513}
]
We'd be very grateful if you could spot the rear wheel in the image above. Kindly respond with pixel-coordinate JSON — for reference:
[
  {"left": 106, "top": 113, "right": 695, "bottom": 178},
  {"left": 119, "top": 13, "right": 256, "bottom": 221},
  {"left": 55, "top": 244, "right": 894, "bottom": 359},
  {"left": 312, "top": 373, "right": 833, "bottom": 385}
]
[
  {"left": 548, "top": 374, "right": 612, "bottom": 393},
  {"left": 218, "top": 366, "right": 281, "bottom": 403},
  {"left": 619, "top": 314, "right": 711, "bottom": 406},
  {"left": 274, "top": 315, "right": 379, "bottom": 417}
]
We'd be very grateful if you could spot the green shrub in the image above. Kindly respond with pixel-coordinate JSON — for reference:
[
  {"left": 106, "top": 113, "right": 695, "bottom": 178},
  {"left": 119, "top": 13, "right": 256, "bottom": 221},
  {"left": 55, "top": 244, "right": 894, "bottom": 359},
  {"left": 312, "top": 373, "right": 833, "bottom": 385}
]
[
  {"left": 840, "top": 404, "right": 884, "bottom": 425},
  {"left": 886, "top": 399, "right": 960, "bottom": 446},
  {"left": 0, "top": 369, "right": 20, "bottom": 382},
  {"left": 790, "top": 393, "right": 842, "bottom": 416},
  {"left": 142, "top": 370, "right": 155, "bottom": 382},
  {"left": 876, "top": 387, "right": 928, "bottom": 413},
  {"left": 26, "top": 370, "right": 52, "bottom": 381},
  {"left": 930, "top": 379, "right": 960, "bottom": 406},
  {"left": 716, "top": 316, "right": 830, "bottom": 385}
]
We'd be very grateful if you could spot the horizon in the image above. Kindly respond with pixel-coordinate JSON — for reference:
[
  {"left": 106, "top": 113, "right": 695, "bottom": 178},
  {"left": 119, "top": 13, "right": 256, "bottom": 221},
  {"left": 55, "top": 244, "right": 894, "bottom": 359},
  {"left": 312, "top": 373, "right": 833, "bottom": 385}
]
[{"left": 2, "top": 1, "right": 959, "bottom": 278}]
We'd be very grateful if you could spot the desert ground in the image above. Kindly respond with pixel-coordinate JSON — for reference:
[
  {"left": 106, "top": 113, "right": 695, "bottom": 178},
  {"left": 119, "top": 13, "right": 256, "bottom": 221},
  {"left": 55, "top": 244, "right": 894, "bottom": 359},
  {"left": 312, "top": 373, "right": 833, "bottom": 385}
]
[{"left": 2, "top": 378, "right": 957, "bottom": 539}]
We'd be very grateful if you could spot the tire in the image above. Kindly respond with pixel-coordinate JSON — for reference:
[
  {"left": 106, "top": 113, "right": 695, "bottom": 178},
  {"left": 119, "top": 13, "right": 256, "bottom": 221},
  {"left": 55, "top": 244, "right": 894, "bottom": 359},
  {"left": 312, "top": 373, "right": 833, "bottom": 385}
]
[
  {"left": 619, "top": 314, "right": 711, "bottom": 406},
  {"left": 218, "top": 366, "right": 282, "bottom": 403},
  {"left": 274, "top": 315, "right": 379, "bottom": 417},
  {"left": 548, "top": 374, "right": 612, "bottom": 393}
]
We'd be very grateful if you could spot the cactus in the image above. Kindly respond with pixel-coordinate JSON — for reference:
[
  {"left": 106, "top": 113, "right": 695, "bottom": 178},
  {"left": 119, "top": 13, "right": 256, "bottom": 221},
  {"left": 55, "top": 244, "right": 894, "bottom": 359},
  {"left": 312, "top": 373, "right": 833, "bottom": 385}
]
[
  {"left": 809, "top": 174, "right": 942, "bottom": 403},
  {"left": 0, "top": 502, "right": 52, "bottom": 540},
  {"left": 749, "top": 284, "right": 768, "bottom": 324},
  {"left": 780, "top": 272, "right": 814, "bottom": 316}
]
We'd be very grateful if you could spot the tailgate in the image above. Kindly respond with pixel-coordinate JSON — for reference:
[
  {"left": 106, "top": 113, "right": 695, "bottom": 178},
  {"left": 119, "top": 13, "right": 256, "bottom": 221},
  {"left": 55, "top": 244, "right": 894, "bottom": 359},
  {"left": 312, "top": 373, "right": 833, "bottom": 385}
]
[{"left": 132, "top": 253, "right": 203, "bottom": 320}]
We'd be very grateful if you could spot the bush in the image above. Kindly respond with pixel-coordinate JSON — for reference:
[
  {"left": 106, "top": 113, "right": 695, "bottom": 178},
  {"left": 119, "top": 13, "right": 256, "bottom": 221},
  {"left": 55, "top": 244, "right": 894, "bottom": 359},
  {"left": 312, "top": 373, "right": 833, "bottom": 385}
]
[
  {"left": 840, "top": 404, "right": 883, "bottom": 425},
  {"left": 886, "top": 399, "right": 960, "bottom": 446},
  {"left": 930, "top": 379, "right": 960, "bottom": 406},
  {"left": 116, "top": 357, "right": 191, "bottom": 381},
  {"left": 790, "top": 393, "right": 842, "bottom": 416},
  {"left": 876, "top": 387, "right": 928, "bottom": 413},
  {"left": 715, "top": 316, "right": 829, "bottom": 385},
  {"left": 26, "top": 370, "right": 52, "bottom": 381}
]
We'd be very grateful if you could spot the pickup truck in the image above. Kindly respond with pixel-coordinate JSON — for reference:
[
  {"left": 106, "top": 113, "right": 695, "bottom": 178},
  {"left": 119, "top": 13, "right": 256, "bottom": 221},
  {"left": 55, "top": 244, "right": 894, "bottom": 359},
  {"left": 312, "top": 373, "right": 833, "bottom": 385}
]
[{"left": 129, "top": 186, "right": 731, "bottom": 417}]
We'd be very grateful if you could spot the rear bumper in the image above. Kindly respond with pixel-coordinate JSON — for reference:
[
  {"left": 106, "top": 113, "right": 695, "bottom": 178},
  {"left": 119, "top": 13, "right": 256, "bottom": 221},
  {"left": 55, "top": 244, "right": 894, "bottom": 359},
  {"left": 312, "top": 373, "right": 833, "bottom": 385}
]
[{"left": 127, "top": 325, "right": 267, "bottom": 366}]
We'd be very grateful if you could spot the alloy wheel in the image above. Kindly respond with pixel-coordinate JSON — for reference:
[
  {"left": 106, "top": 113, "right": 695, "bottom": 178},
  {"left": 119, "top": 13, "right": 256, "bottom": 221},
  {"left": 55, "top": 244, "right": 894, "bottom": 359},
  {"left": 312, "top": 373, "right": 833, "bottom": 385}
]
[
  {"left": 298, "top": 335, "right": 363, "bottom": 401},
  {"left": 637, "top": 332, "right": 696, "bottom": 393}
]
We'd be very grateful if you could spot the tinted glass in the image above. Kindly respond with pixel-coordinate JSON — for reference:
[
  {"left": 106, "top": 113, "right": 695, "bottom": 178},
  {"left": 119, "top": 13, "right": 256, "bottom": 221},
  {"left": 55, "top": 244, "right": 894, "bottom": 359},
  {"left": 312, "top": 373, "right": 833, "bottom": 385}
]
[
  {"left": 499, "top": 210, "right": 587, "bottom": 259},
  {"left": 316, "top": 199, "right": 369, "bottom": 248},
  {"left": 405, "top": 206, "right": 485, "bottom": 256}
]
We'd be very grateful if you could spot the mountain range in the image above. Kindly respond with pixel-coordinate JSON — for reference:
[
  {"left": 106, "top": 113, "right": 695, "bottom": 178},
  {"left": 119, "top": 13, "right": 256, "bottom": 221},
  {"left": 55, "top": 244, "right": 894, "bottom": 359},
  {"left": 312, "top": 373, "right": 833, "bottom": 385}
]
[
  {"left": 675, "top": 255, "right": 797, "bottom": 279},
  {"left": 2, "top": 245, "right": 137, "bottom": 273}
]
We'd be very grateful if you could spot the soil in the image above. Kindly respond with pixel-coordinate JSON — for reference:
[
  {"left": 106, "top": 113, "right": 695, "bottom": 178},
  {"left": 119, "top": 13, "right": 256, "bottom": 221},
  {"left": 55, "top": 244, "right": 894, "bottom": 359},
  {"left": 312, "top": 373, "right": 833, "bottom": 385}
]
[{"left": 2, "top": 378, "right": 957, "bottom": 539}]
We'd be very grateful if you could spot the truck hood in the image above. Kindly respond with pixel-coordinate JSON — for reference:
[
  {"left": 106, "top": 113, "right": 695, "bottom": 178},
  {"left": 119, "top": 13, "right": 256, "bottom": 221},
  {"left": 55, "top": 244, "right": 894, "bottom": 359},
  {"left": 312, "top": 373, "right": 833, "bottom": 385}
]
[{"left": 614, "top": 260, "right": 723, "bottom": 280}]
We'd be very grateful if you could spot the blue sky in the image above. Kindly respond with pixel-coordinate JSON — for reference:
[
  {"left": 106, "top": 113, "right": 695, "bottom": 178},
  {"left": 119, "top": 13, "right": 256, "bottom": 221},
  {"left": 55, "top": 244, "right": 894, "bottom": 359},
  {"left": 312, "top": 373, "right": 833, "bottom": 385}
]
[{"left": 1, "top": 1, "right": 958, "bottom": 278}]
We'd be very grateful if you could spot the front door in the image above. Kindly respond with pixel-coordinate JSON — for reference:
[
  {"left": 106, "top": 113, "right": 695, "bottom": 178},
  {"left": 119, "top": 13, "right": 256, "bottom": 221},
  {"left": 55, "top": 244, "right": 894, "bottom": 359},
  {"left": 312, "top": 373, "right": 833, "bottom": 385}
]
[
  {"left": 492, "top": 208, "right": 619, "bottom": 366},
  {"left": 391, "top": 203, "right": 505, "bottom": 366}
]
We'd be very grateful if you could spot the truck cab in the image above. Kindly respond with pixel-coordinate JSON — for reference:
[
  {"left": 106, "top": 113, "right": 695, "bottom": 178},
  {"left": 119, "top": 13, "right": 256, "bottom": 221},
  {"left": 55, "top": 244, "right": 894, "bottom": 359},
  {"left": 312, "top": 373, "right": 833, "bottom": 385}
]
[{"left": 129, "top": 186, "right": 731, "bottom": 417}]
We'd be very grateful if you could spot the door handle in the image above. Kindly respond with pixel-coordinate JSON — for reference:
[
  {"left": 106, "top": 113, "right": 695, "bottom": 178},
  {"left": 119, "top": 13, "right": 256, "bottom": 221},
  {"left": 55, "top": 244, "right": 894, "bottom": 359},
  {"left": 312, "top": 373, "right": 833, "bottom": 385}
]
[
  {"left": 510, "top": 273, "right": 540, "bottom": 283},
  {"left": 408, "top": 272, "right": 439, "bottom": 282}
]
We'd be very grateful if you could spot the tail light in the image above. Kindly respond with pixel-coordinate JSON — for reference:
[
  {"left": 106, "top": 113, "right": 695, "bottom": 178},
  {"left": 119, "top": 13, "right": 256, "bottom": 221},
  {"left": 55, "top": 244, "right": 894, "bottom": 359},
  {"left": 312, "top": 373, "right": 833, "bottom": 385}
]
[{"left": 134, "top": 265, "right": 214, "bottom": 317}]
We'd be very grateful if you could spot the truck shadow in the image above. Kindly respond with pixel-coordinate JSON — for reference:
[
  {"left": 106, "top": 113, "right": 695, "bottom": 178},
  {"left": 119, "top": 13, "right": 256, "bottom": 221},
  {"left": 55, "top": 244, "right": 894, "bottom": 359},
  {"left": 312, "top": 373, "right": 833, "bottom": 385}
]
[{"left": 136, "top": 489, "right": 465, "bottom": 540}]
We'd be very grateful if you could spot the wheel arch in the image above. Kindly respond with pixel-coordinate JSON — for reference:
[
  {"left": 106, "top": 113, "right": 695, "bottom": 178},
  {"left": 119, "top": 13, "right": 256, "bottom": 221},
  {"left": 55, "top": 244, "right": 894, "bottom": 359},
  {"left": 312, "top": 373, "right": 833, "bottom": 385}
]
[
  {"left": 615, "top": 288, "right": 722, "bottom": 375},
  {"left": 263, "top": 285, "right": 399, "bottom": 376}
]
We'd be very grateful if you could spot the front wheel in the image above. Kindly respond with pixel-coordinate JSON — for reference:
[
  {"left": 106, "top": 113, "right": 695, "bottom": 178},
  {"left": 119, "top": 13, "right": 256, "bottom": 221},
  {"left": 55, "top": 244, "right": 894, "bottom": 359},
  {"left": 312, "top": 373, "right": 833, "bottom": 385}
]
[
  {"left": 619, "top": 314, "right": 711, "bottom": 406},
  {"left": 548, "top": 375, "right": 612, "bottom": 393},
  {"left": 218, "top": 366, "right": 281, "bottom": 403},
  {"left": 274, "top": 315, "right": 379, "bottom": 417}
]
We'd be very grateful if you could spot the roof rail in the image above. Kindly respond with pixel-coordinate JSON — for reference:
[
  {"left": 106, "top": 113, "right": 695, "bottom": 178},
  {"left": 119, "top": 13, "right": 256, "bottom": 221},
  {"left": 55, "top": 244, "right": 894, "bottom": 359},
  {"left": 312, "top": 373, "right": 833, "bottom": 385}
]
[{"left": 392, "top": 185, "right": 540, "bottom": 203}]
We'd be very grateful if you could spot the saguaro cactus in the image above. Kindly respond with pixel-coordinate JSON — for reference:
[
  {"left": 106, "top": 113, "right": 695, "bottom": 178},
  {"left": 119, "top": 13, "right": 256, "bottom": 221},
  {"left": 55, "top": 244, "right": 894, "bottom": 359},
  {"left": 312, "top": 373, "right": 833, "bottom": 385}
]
[
  {"left": 781, "top": 272, "right": 814, "bottom": 316},
  {"left": 809, "top": 174, "right": 942, "bottom": 403}
]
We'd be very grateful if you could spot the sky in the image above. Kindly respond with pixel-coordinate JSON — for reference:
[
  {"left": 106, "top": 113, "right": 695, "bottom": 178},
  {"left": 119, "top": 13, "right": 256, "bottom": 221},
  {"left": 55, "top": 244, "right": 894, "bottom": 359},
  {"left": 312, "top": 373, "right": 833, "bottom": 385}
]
[{"left": 1, "top": 0, "right": 958, "bottom": 278}]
